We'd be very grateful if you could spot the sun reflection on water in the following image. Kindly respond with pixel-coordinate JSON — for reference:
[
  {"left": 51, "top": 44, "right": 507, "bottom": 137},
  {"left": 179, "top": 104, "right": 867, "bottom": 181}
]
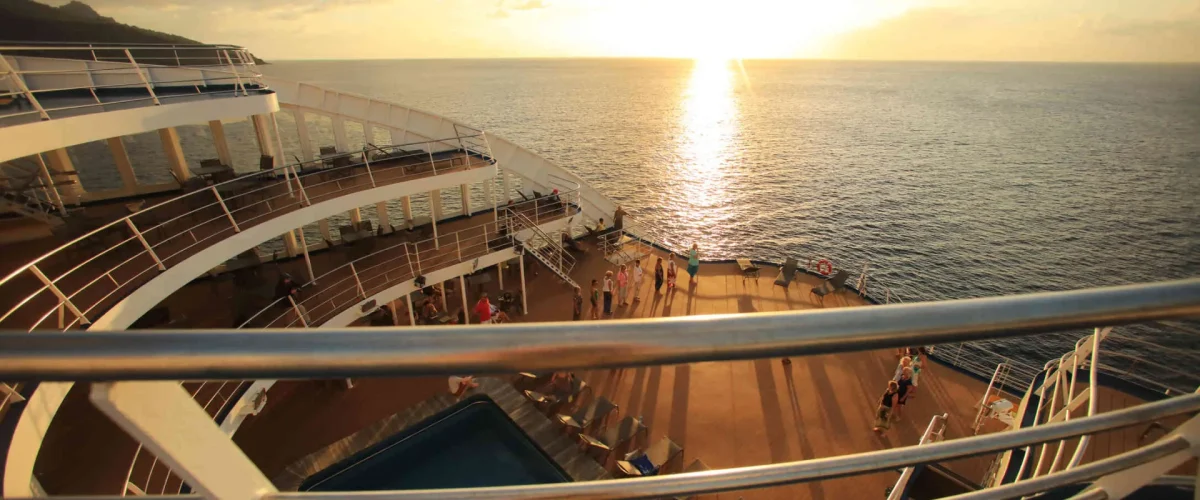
[{"left": 664, "top": 57, "right": 740, "bottom": 250}]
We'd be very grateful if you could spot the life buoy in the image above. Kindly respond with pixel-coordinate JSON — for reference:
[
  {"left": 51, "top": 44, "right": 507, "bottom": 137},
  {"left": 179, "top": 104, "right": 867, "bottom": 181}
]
[{"left": 816, "top": 259, "right": 834, "bottom": 276}]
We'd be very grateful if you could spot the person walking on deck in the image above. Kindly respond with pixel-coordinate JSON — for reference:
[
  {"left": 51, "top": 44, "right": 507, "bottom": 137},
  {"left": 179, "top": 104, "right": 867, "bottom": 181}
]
[
  {"left": 895, "top": 367, "right": 914, "bottom": 419},
  {"left": 474, "top": 292, "right": 493, "bottom": 324},
  {"left": 873, "top": 380, "right": 900, "bottom": 433},
  {"left": 687, "top": 243, "right": 701, "bottom": 283},
  {"left": 666, "top": 255, "right": 678, "bottom": 290},
  {"left": 894, "top": 356, "right": 912, "bottom": 382},
  {"left": 603, "top": 271, "right": 615, "bottom": 315},
  {"left": 617, "top": 264, "right": 630, "bottom": 307},
  {"left": 572, "top": 285, "right": 583, "bottom": 321},
  {"left": 909, "top": 348, "right": 925, "bottom": 397},
  {"left": 654, "top": 257, "right": 665, "bottom": 294},
  {"left": 590, "top": 279, "right": 600, "bottom": 320},
  {"left": 632, "top": 259, "right": 645, "bottom": 301}
]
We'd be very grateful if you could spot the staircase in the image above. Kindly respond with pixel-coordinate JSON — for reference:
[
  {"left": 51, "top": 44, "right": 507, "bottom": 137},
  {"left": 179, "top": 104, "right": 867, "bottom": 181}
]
[
  {"left": 599, "top": 218, "right": 667, "bottom": 266},
  {"left": 0, "top": 160, "right": 64, "bottom": 226},
  {"left": 507, "top": 210, "right": 578, "bottom": 288}
]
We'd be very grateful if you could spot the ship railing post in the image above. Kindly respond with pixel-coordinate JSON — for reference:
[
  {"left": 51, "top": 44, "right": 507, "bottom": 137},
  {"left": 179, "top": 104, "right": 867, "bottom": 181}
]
[
  {"left": 455, "top": 232, "right": 462, "bottom": 262},
  {"left": 172, "top": 46, "right": 181, "bottom": 66},
  {"left": 124, "top": 49, "right": 160, "bottom": 105},
  {"left": 271, "top": 112, "right": 292, "bottom": 197},
  {"left": 29, "top": 264, "right": 88, "bottom": 326},
  {"left": 1, "top": 382, "right": 26, "bottom": 404},
  {"left": 350, "top": 263, "right": 366, "bottom": 298},
  {"left": 413, "top": 243, "right": 423, "bottom": 275},
  {"left": 428, "top": 144, "right": 437, "bottom": 175},
  {"left": 459, "top": 275, "right": 470, "bottom": 325},
  {"left": 0, "top": 53, "right": 50, "bottom": 120},
  {"left": 519, "top": 250, "right": 528, "bottom": 314},
  {"left": 294, "top": 227, "right": 315, "bottom": 282},
  {"left": 210, "top": 186, "right": 240, "bottom": 232},
  {"left": 220, "top": 49, "right": 247, "bottom": 96},
  {"left": 404, "top": 244, "right": 415, "bottom": 279},
  {"left": 289, "top": 165, "right": 310, "bottom": 206},
  {"left": 362, "top": 148, "right": 377, "bottom": 187},
  {"left": 287, "top": 295, "right": 308, "bottom": 327},
  {"left": 125, "top": 219, "right": 166, "bottom": 271}
]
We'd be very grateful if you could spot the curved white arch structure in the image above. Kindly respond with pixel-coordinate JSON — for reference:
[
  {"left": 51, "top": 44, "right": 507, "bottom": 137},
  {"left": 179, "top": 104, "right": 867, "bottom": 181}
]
[
  {"left": 4, "top": 73, "right": 619, "bottom": 497},
  {"left": 264, "top": 77, "right": 617, "bottom": 223}
]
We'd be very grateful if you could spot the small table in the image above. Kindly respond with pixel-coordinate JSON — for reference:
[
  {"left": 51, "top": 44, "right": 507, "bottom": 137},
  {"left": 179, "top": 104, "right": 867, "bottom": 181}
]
[
  {"left": 192, "top": 164, "right": 233, "bottom": 182},
  {"left": 341, "top": 229, "right": 373, "bottom": 244}
]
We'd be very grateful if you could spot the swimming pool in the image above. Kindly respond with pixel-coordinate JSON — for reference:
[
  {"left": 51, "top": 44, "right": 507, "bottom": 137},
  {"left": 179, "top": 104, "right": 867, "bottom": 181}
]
[{"left": 300, "top": 394, "right": 570, "bottom": 491}]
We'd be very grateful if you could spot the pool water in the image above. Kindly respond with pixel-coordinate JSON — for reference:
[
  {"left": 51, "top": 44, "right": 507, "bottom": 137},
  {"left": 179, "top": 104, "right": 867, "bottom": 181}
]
[{"left": 301, "top": 394, "right": 570, "bottom": 491}]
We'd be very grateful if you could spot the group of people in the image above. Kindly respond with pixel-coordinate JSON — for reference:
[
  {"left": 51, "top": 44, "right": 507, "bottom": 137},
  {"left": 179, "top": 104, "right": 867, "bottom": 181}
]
[
  {"left": 873, "top": 347, "right": 926, "bottom": 434},
  {"left": 570, "top": 243, "right": 704, "bottom": 320}
]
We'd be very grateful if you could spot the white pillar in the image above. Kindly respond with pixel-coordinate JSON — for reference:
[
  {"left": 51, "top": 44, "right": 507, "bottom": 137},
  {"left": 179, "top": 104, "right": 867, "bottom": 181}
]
[
  {"left": 89, "top": 382, "right": 277, "bottom": 499},
  {"left": 318, "top": 219, "right": 332, "bottom": 243},
  {"left": 440, "top": 281, "right": 447, "bottom": 311},
  {"left": 497, "top": 262, "right": 504, "bottom": 289},
  {"left": 282, "top": 230, "right": 299, "bottom": 258},
  {"left": 401, "top": 196, "right": 413, "bottom": 223},
  {"left": 158, "top": 128, "right": 189, "bottom": 182},
  {"left": 404, "top": 293, "right": 415, "bottom": 326},
  {"left": 389, "top": 299, "right": 401, "bottom": 325},
  {"left": 293, "top": 108, "right": 314, "bottom": 162},
  {"left": 43, "top": 149, "right": 83, "bottom": 204},
  {"left": 460, "top": 183, "right": 471, "bottom": 217},
  {"left": 251, "top": 114, "right": 276, "bottom": 159},
  {"left": 208, "top": 120, "right": 233, "bottom": 167},
  {"left": 460, "top": 275, "right": 469, "bottom": 325},
  {"left": 348, "top": 208, "right": 362, "bottom": 225},
  {"left": 519, "top": 254, "right": 527, "bottom": 314},
  {"left": 376, "top": 201, "right": 391, "bottom": 234},
  {"left": 106, "top": 137, "right": 138, "bottom": 191},
  {"left": 332, "top": 115, "right": 349, "bottom": 152}
]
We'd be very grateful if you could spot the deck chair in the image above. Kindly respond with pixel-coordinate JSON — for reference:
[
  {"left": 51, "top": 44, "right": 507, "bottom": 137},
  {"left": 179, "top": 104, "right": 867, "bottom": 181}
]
[
  {"left": 578, "top": 415, "right": 647, "bottom": 462},
  {"left": 811, "top": 269, "right": 850, "bottom": 304},
  {"left": 617, "top": 436, "right": 684, "bottom": 477},
  {"left": 554, "top": 396, "right": 617, "bottom": 433},
  {"left": 528, "top": 374, "right": 590, "bottom": 414},
  {"left": 774, "top": 257, "right": 799, "bottom": 287}
]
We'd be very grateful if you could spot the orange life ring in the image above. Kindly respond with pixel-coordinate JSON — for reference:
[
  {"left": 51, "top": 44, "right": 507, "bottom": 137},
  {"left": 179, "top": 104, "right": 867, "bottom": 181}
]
[{"left": 816, "top": 259, "right": 833, "bottom": 276}]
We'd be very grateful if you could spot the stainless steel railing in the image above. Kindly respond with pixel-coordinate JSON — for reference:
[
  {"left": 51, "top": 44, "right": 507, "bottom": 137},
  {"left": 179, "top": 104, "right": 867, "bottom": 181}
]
[
  {"left": 0, "top": 135, "right": 493, "bottom": 332},
  {"left": 1, "top": 278, "right": 1196, "bottom": 381},
  {"left": 1, "top": 43, "right": 262, "bottom": 124}
]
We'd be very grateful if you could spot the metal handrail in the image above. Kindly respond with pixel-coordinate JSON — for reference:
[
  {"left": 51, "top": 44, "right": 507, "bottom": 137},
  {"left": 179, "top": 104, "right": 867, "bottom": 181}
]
[
  {"left": 0, "top": 135, "right": 492, "bottom": 331},
  {"left": 266, "top": 394, "right": 1200, "bottom": 499},
  {"left": 0, "top": 278, "right": 1196, "bottom": 381}
]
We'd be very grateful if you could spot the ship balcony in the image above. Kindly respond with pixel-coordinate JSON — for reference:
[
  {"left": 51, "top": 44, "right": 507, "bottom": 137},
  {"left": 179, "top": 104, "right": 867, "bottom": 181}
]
[{"left": 0, "top": 137, "right": 497, "bottom": 332}]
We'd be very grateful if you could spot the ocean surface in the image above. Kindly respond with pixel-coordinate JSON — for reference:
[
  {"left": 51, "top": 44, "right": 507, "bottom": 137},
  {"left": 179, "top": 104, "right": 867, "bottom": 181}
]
[{"left": 79, "top": 59, "right": 1200, "bottom": 380}]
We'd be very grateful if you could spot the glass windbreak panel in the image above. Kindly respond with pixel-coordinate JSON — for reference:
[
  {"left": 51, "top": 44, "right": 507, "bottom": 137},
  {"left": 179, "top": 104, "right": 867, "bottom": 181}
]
[
  {"left": 345, "top": 120, "right": 366, "bottom": 153},
  {"left": 65, "top": 140, "right": 122, "bottom": 192},
  {"left": 220, "top": 117, "right": 261, "bottom": 174},
  {"left": 372, "top": 126, "right": 392, "bottom": 147},
  {"left": 274, "top": 109, "right": 303, "bottom": 164},
  {"left": 125, "top": 132, "right": 174, "bottom": 186},
  {"left": 306, "top": 114, "right": 335, "bottom": 157},
  {"left": 177, "top": 124, "right": 220, "bottom": 173}
]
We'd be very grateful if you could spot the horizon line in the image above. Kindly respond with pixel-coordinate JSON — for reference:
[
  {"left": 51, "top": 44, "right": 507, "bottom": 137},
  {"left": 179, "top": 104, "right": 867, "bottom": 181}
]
[{"left": 261, "top": 55, "right": 1200, "bottom": 65}]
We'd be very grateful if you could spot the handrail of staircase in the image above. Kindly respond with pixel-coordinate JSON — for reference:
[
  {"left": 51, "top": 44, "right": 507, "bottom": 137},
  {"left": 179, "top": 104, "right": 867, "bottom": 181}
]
[
  {"left": 0, "top": 134, "right": 491, "bottom": 331},
  {"left": 507, "top": 209, "right": 576, "bottom": 275}
]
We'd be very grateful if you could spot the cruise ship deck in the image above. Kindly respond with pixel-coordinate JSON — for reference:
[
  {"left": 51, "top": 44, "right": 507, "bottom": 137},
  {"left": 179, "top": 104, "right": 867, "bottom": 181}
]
[{"left": 27, "top": 230, "right": 1191, "bottom": 498}]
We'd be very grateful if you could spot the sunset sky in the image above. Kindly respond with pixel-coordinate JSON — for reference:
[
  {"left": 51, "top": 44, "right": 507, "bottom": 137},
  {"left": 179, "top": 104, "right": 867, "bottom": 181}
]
[{"left": 45, "top": 0, "right": 1200, "bottom": 62}]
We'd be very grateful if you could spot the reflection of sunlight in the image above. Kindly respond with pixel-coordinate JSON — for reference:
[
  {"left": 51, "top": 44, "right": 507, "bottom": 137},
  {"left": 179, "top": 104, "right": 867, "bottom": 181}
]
[{"left": 667, "top": 57, "right": 739, "bottom": 241}]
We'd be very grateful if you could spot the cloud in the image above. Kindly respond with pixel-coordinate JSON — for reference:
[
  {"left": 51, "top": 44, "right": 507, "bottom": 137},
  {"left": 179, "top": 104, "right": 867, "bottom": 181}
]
[
  {"left": 828, "top": 5, "right": 1200, "bottom": 62},
  {"left": 488, "top": 0, "right": 548, "bottom": 19}
]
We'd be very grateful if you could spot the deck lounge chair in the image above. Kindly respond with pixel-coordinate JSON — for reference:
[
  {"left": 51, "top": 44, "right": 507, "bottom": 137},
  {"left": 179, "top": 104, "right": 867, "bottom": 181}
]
[
  {"left": 811, "top": 269, "right": 850, "bottom": 304},
  {"left": 526, "top": 374, "right": 590, "bottom": 414},
  {"left": 617, "top": 436, "right": 684, "bottom": 477},
  {"left": 774, "top": 257, "right": 799, "bottom": 287},
  {"left": 578, "top": 415, "right": 647, "bottom": 461},
  {"left": 554, "top": 396, "right": 617, "bottom": 433}
]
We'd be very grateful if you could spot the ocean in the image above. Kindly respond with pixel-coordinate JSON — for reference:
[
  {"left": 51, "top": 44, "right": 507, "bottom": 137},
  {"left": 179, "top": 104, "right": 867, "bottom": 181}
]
[{"left": 80, "top": 58, "right": 1200, "bottom": 378}]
